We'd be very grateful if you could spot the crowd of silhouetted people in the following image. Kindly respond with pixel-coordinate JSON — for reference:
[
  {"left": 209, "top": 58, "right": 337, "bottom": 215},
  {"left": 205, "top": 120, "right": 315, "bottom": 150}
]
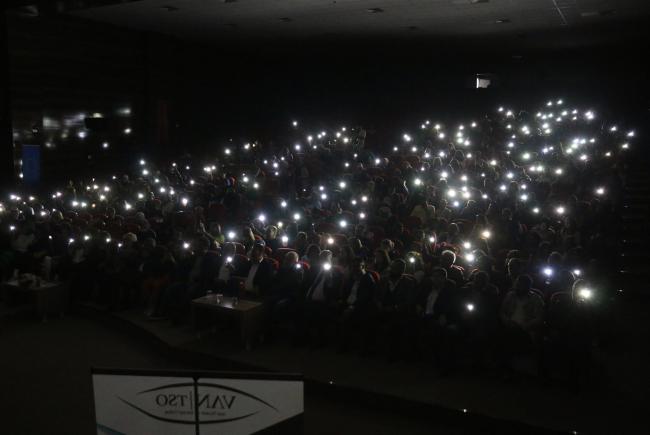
[{"left": 1, "top": 100, "right": 631, "bottom": 382}]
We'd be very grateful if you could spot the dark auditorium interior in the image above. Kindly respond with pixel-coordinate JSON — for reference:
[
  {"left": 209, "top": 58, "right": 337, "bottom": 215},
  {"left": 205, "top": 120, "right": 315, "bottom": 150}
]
[{"left": 1, "top": 1, "right": 650, "bottom": 434}]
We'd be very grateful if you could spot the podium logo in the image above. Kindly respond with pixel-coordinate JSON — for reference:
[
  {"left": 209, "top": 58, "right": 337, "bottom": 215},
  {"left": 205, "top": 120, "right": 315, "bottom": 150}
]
[{"left": 118, "top": 382, "right": 278, "bottom": 425}]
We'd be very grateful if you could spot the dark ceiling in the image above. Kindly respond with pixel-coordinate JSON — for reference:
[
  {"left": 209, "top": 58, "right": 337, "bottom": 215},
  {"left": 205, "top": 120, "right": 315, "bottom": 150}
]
[{"left": 8, "top": 0, "right": 650, "bottom": 51}]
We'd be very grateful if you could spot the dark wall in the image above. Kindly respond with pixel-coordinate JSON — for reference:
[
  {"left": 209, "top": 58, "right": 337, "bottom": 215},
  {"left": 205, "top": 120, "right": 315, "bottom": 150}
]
[
  {"left": 6, "top": 13, "right": 650, "bottom": 182},
  {"left": 173, "top": 38, "right": 650, "bottom": 153},
  {"left": 7, "top": 12, "right": 180, "bottom": 182}
]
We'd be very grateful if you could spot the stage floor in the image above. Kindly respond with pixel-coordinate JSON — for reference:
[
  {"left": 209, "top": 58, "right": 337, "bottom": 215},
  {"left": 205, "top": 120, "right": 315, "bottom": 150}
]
[
  {"left": 108, "top": 307, "right": 647, "bottom": 435},
  {"left": 1, "top": 312, "right": 473, "bottom": 435}
]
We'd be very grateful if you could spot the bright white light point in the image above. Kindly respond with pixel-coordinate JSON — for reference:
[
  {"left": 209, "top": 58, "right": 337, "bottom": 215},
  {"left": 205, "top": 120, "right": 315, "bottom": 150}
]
[
  {"left": 499, "top": 185, "right": 506, "bottom": 192},
  {"left": 375, "top": 158, "right": 381, "bottom": 165},
  {"left": 573, "top": 269, "right": 582, "bottom": 276},
  {"left": 482, "top": 194, "right": 488, "bottom": 199},
  {"left": 414, "top": 178, "right": 422, "bottom": 186},
  {"left": 102, "top": 142, "right": 109, "bottom": 149},
  {"left": 292, "top": 120, "right": 298, "bottom": 127},
  {"left": 339, "top": 220, "right": 347, "bottom": 228},
  {"left": 403, "top": 133, "right": 412, "bottom": 142},
  {"left": 438, "top": 133, "right": 445, "bottom": 139},
  {"left": 596, "top": 187, "right": 605, "bottom": 195},
  {"left": 181, "top": 197, "right": 189, "bottom": 206},
  {"left": 555, "top": 168, "right": 563, "bottom": 175},
  {"left": 243, "top": 176, "right": 249, "bottom": 183},
  {"left": 481, "top": 230, "right": 491, "bottom": 239},
  {"left": 412, "top": 146, "right": 417, "bottom": 152},
  {"left": 466, "top": 252, "right": 475, "bottom": 263},
  {"left": 293, "top": 213, "right": 301, "bottom": 220},
  {"left": 361, "top": 196, "right": 368, "bottom": 202},
  {"left": 409, "top": 257, "right": 415, "bottom": 264},
  {"left": 447, "top": 189, "right": 456, "bottom": 198},
  {"left": 522, "top": 153, "right": 530, "bottom": 160},
  {"left": 520, "top": 194, "right": 528, "bottom": 201},
  {"left": 124, "top": 128, "right": 131, "bottom": 134},
  {"left": 556, "top": 206, "right": 565, "bottom": 215},
  {"left": 533, "top": 207, "right": 540, "bottom": 214},
  {"left": 627, "top": 131, "right": 635, "bottom": 137},
  {"left": 490, "top": 160, "right": 497, "bottom": 166},
  {"left": 506, "top": 172, "right": 514, "bottom": 179},
  {"left": 183, "top": 242, "right": 190, "bottom": 250},
  {"left": 578, "top": 288, "right": 593, "bottom": 300},
  {"left": 253, "top": 182, "right": 259, "bottom": 189},
  {"left": 544, "top": 267, "right": 553, "bottom": 277},
  {"left": 228, "top": 231, "right": 236, "bottom": 240},
  {"left": 344, "top": 162, "right": 350, "bottom": 168},
  {"left": 359, "top": 212, "right": 366, "bottom": 219},
  {"left": 622, "top": 143, "right": 629, "bottom": 149},
  {"left": 339, "top": 181, "right": 346, "bottom": 189},
  {"left": 429, "top": 236, "right": 435, "bottom": 243},
  {"left": 321, "top": 193, "right": 327, "bottom": 200}
]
